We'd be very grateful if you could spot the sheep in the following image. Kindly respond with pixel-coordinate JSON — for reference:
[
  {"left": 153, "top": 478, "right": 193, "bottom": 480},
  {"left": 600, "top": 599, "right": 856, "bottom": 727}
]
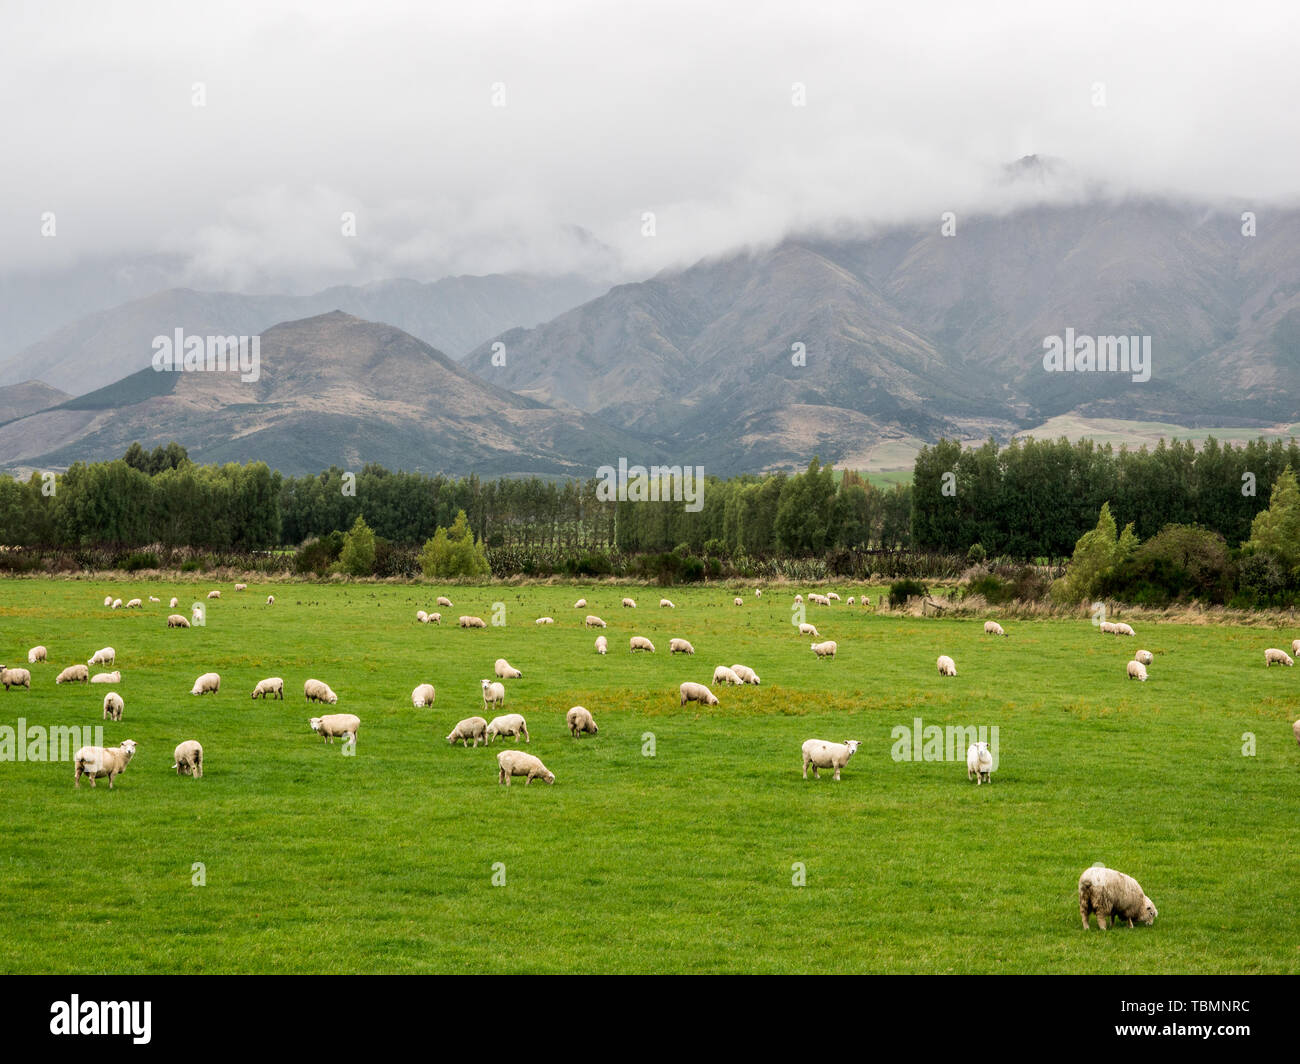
[
  {"left": 251, "top": 677, "right": 284, "bottom": 700},
  {"left": 794, "top": 594, "right": 803, "bottom": 604},
  {"left": 190, "top": 672, "right": 220, "bottom": 695},
  {"left": 679, "top": 681, "right": 719, "bottom": 707},
  {"left": 660, "top": 598, "right": 675, "bottom": 608},
  {"left": 1135, "top": 650, "right": 1153, "bottom": 666},
  {"left": 90, "top": 671, "right": 120, "bottom": 684},
  {"left": 416, "top": 610, "right": 429, "bottom": 623},
  {"left": 798, "top": 622, "right": 820, "bottom": 637},
  {"left": 437, "top": 596, "right": 453, "bottom": 608},
  {"left": 1126, "top": 660, "right": 1148, "bottom": 681},
  {"left": 304, "top": 678, "right": 338, "bottom": 704},
  {"left": 481, "top": 679, "right": 506, "bottom": 708},
  {"left": 669, "top": 638, "right": 695, "bottom": 655},
  {"left": 495, "top": 658, "right": 522, "bottom": 680},
  {"left": 428, "top": 612, "right": 441, "bottom": 625},
  {"left": 173, "top": 740, "right": 203, "bottom": 778},
  {"left": 458, "top": 615, "right": 488, "bottom": 628},
  {"left": 534, "top": 617, "right": 554, "bottom": 625},
  {"left": 730, "top": 664, "right": 760, "bottom": 685},
  {"left": 169, "top": 597, "right": 179, "bottom": 608},
  {"left": 573, "top": 598, "right": 587, "bottom": 608},
  {"left": 733, "top": 597, "right": 743, "bottom": 606},
  {"left": 125, "top": 598, "right": 142, "bottom": 609},
  {"left": 148, "top": 595, "right": 159, "bottom": 603},
  {"left": 167, "top": 614, "right": 191, "bottom": 628},
  {"left": 811, "top": 640, "right": 838, "bottom": 659},
  {"left": 485, "top": 713, "right": 529, "bottom": 745},
  {"left": 629, "top": 636, "right": 656, "bottom": 653},
  {"left": 827, "top": 592, "right": 841, "bottom": 602},
  {"left": 1098, "top": 621, "right": 1116, "bottom": 634},
  {"left": 801, "top": 739, "right": 861, "bottom": 781},
  {"left": 411, "top": 683, "right": 436, "bottom": 708},
  {"left": 497, "top": 749, "right": 553, "bottom": 785},
  {"left": 847, "top": 596, "right": 855, "bottom": 605},
  {"left": 1293, "top": 638, "right": 1300, "bottom": 656},
  {"left": 966, "top": 741, "right": 993, "bottom": 784},
  {"left": 73, "top": 739, "right": 137, "bottom": 789},
  {"left": 937, "top": 655, "right": 957, "bottom": 676},
  {"left": 1113, "top": 622, "right": 1135, "bottom": 636},
  {"left": 55, "top": 664, "right": 89, "bottom": 684},
  {"left": 102, "top": 691, "right": 124, "bottom": 721},
  {"left": 595, "top": 635, "right": 608, "bottom": 655},
  {"left": 585, "top": 615, "right": 607, "bottom": 628},
  {"left": 309, "top": 713, "right": 360, "bottom": 745},
  {"left": 622, "top": 597, "right": 637, "bottom": 608},
  {"left": 755, "top": 588, "right": 762, "bottom": 597},
  {"left": 1265, "top": 648, "right": 1294, "bottom": 667},
  {"left": 860, "top": 595, "right": 870, "bottom": 607},
  {"left": 1293, "top": 718, "right": 1300, "bottom": 747},
  {"left": 103, "top": 595, "right": 113, "bottom": 607},
  {"left": 712, "top": 665, "right": 743, "bottom": 686},
  {"left": 1078, "top": 865, "right": 1157, "bottom": 930},
  {"left": 207, "top": 590, "right": 221, "bottom": 599},
  {"left": 566, "top": 705, "right": 598, "bottom": 737},
  {"left": 266, "top": 595, "right": 275, "bottom": 606},
  {"left": 27, "top": 646, "right": 46, "bottom": 664},
  {"left": 234, "top": 583, "right": 247, "bottom": 592},
  {"left": 111, "top": 599, "right": 122, "bottom": 610},
  {"left": 88, "top": 647, "right": 115, "bottom": 666},
  {"left": 446, "top": 716, "right": 488, "bottom": 747},
  {"left": 984, "top": 621, "right": 1007, "bottom": 637},
  {"left": 1, "top": 666, "right": 32, "bottom": 690}
]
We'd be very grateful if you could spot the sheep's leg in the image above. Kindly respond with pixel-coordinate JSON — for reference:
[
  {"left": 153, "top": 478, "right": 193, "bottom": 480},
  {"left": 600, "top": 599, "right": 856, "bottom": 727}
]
[
  {"left": 802, "top": 760, "right": 808, "bottom": 779},
  {"left": 522, "top": 727, "right": 530, "bottom": 744},
  {"left": 1080, "top": 901, "right": 1090, "bottom": 930},
  {"left": 1097, "top": 912, "right": 1109, "bottom": 931}
]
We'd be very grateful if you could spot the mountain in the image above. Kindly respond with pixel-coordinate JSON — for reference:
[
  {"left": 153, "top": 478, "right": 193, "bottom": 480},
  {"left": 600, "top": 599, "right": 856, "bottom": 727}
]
[
  {"left": 0, "top": 313, "right": 646, "bottom": 476},
  {"left": 0, "top": 380, "right": 69, "bottom": 424},
  {"left": 0, "top": 273, "right": 607, "bottom": 395}
]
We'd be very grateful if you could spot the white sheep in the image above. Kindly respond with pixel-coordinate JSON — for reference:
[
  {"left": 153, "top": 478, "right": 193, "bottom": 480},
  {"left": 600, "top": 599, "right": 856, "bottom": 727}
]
[
  {"left": 234, "top": 583, "right": 247, "bottom": 592},
  {"left": 937, "top": 655, "right": 957, "bottom": 676},
  {"left": 173, "top": 740, "right": 204, "bottom": 778},
  {"left": 167, "top": 614, "right": 190, "bottom": 628},
  {"left": 585, "top": 615, "right": 607, "bottom": 628},
  {"left": 669, "top": 638, "right": 695, "bottom": 655},
  {"left": 251, "top": 677, "right": 284, "bottom": 700},
  {"left": 660, "top": 598, "right": 675, "bottom": 608},
  {"left": 733, "top": 596, "right": 743, "bottom": 606},
  {"left": 90, "top": 671, "right": 120, "bottom": 684},
  {"left": 1292, "top": 638, "right": 1300, "bottom": 657},
  {"left": 190, "top": 672, "right": 219, "bottom": 695},
  {"left": 573, "top": 598, "right": 587, "bottom": 609},
  {"left": 485, "top": 712, "right": 529, "bottom": 745},
  {"left": 495, "top": 658, "right": 522, "bottom": 680},
  {"left": 798, "top": 622, "right": 820, "bottom": 637},
  {"left": 755, "top": 588, "right": 761, "bottom": 597},
  {"left": 1098, "top": 621, "right": 1116, "bottom": 634},
  {"left": 678, "top": 681, "right": 719, "bottom": 706},
  {"left": 266, "top": 595, "right": 275, "bottom": 606},
  {"left": 411, "top": 683, "right": 436, "bottom": 708},
  {"left": 622, "top": 597, "right": 637, "bottom": 608},
  {"left": 497, "top": 749, "right": 553, "bottom": 785},
  {"left": 446, "top": 716, "right": 488, "bottom": 747},
  {"left": 169, "top": 597, "right": 179, "bottom": 608},
  {"left": 730, "top": 664, "right": 760, "bottom": 685},
  {"left": 207, "top": 590, "right": 221, "bottom": 599},
  {"left": 595, "top": 635, "right": 608, "bottom": 655},
  {"left": 148, "top": 595, "right": 159, "bottom": 603},
  {"left": 801, "top": 738, "right": 861, "bottom": 781},
  {"left": 481, "top": 679, "right": 506, "bottom": 708},
  {"left": 1265, "top": 647, "right": 1295, "bottom": 667},
  {"left": 73, "top": 739, "right": 137, "bottom": 789},
  {"left": 437, "top": 596, "right": 453, "bottom": 608},
  {"left": 1113, "top": 622, "right": 1135, "bottom": 636},
  {"left": 103, "top": 595, "right": 113, "bottom": 607},
  {"left": 1293, "top": 718, "right": 1300, "bottom": 747},
  {"left": 428, "top": 612, "right": 441, "bottom": 624},
  {"left": 811, "top": 640, "right": 838, "bottom": 659},
  {"left": 629, "top": 636, "right": 655, "bottom": 653},
  {"left": 712, "top": 665, "right": 744, "bottom": 686},
  {"left": 847, "top": 596, "right": 855, "bottom": 605},
  {"left": 1, "top": 666, "right": 32, "bottom": 690},
  {"left": 27, "top": 646, "right": 46, "bottom": 664},
  {"left": 1135, "top": 650, "right": 1153, "bottom": 666},
  {"left": 304, "top": 678, "right": 338, "bottom": 704},
  {"left": 111, "top": 598, "right": 122, "bottom": 609},
  {"left": 125, "top": 598, "right": 142, "bottom": 609},
  {"left": 827, "top": 592, "right": 841, "bottom": 602},
  {"left": 1078, "top": 865, "right": 1157, "bottom": 930},
  {"left": 55, "top": 664, "right": 89, "bottom": 684},
  {"left": 984, "top": 621, "right": 1007, "bottom": 637},
  {"left": 1127, "top": 660, "right": 1148, "bottom": 681},
  {"left": 88, "top": 647, "right": 115, "bottom": 666},
  {"left": 966, "top": 741, "right": 992, "bottom": 784},
  {"left": 416, "top": 610, "right": 429, "bottom": 623},
  {"left": 458, "top": 615, "right": 487, "bottom": 628},
  {"left": 535, "top": 616, "right": 554, "bottom": 625},
  {"left": 794, "top": 594, "right": 803, "bottom": 604},
  {"left": 310, "top": 713, "right": 360, "bottom": 745},
  {"left": 566, "top": 705, "right": 598, "bottom": 737},
  {"left": 102, "top": 692, "right": 124, "bottom": 721}
]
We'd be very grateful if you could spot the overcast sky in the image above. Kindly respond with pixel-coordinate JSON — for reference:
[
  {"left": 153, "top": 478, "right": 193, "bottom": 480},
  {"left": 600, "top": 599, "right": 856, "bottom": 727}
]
[{"left": 3, "top": 0, "right": 1299, "bottom": 292}]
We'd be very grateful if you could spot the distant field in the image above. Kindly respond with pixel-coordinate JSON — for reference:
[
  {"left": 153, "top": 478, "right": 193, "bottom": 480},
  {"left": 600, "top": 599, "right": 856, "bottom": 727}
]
[
  {"left": 1015, "top": 416, "right": 1300, "bottom": 449},
  {"left": 1, "top": 581, "right": 1297, "bottom": 973}
]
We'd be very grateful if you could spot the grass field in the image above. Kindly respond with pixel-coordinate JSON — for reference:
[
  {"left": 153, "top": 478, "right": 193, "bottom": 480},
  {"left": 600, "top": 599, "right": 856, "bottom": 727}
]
[{"left": 1, "top": 580, "right": 1297, "bottom": 974}]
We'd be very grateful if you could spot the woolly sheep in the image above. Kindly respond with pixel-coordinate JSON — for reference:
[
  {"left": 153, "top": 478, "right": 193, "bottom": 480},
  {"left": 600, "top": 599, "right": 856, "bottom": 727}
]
[
  {"left": 801, "top": 738, "right": 861, "bottom": 781},
  {"left": 251, "top": 677, "right": 284, "bottom": 700},
  {"left": 966, "top": 741, "right": 992, "bottom": 784},
  {"left": 798, "top": 622, "right": 820, "bottom": 637},
  {"left": 485, "top": 712, "right": 529, "bottom": 745},
  {"left": 984, "top": 621, "right": 1007, "bottom": 637},
  {"left": 310, "top": 713, "right": 360, "bottom": 745},
  {"left": 1127, "top": 660, "right": 1148, "bottom": 681},
  {"left": 574, "top": 598, "right": 587, "bottom": 608},
  {"left": 111, "top": 599, "right": 122, "bottom": 610},
  {"left": 207, "top": 590, "right": 221, "bottom": 599},
  {"left": 730, "top": 664, "right": 760, "bottom": 685},
  {"left": 497, "top": 749, "right": 553, "bottom": 786},
  {"left": 1098, "top": 621, "right": 1116, "bottom": 634},
  {"left": 794, "top": 594, "right": 803, "bottom": 604},
  {"left": 1135, "top": 650, "right": 1153, "bottom": 666},
  {"left": 755, "top": 588, "right": 761, "bottom": 597},
  {"left": 55, "top": 664, "right": 89, "bottom": 684},
  {"left": 88, "top": 647, "right": 115, "bottom": 666},
  {"left": 660, "top": 598, "right": 675, "bottom": 608},
  {"left": 535, "top": 617, "right": 554, "bottom": 625},
  {"left": 266, "top": 595, "right": 275, "bottom": 606},
  {"left": 733, "top": 597, "right": 743, "bottom": 606},
  {"left": 167, "top": 614, "right": 190, "bottom": 628},
  {"left": 827, "top": 592, "right": 841, "bottom": 602},
  {"left": 90, "top": 671, "right": 120, "bottom": 684},
  {"left": 1292, "top": 638, "right": 1300, "bottom": 656},
  {"left": 937, "top": 655, "right": 957, "bottom": 676},
  {"left": 595, "top": 635, "right": 608, "bottom": 655},
  {"left": 629, "top": 636, "right": 655, "bottom": 653},
  {"left": 416, "top": 610, "right": 429, "bottom": 623},
  {"left": 847, "top": 596, "right": 855, "bottom": 605},
  {"left": 712, "top": 665, "right": 743, "bottom": 686},
  {"left": 495, "top": 658, "right": 522, "bottom": 680},
  {"left": 102, "top": 691, "right": 124, "bottom": 721},
  {"left": 437, "top": 596, "right": 453, "bottom": 608},
  {"left": 190, "top": 672, "right": 220, "bottom": 695},
  {"left": 411, "top": 683, "right": 436, "bottom": 708},
  {"left": 234, "top": 583, "right": 247, "bottom": 592},
  {"left": 1078, "top": 865, "right": 1157, "bottom": 930},
  {"left": 808, "top": 593, "right": 828, "bottom": 606},
  {"left": 304, "top": 678, "right": 338, "bottom": 704},
  {"left": 125, "top": 598, "right": 142, "bottom": 609},
  {"left": 669, "top": 638, "right": 695, "bottom": 655},
  {"left": 622, "top": 597, "right": 637, "bottom": 608},
  {"left": 811, "top": 640, "right": 838, "bottom": 659},
  {"left": 679, "top": 681, "right": 719, "bottom": 707},
  {"left": 1294, "top": 719, "right": 1300, "bottom": 747},
  {"left": 1265, "top": 648, "right": 1294, "bottom": 667},
  {"left": 481, "top": 679, "right": 506, "bottom": 707},
  {"left": 428, "top": 612, "right": 441, "bottom": 624},
  {"left": 149, "top": 596, "right": 159, "bottom": 603},
  {"left": 27, "top": 646, "right": 46, "bottom": 664},
  {"left": 73, "top": 739, "right": 137, "bottom": 789},
  {"left": 1113, "top": 622, "right": 1135, "bottom": 636},
  {"left": 103, "top": 595, "right": 113, "bottom": 607},
  {"left": 446, "top": 716, "right": 488, "bottom": 747},
  {"left": 585, "top": 615, "right": 607, "bottom": 628},
  {"left": 170, "top": 597, "right": 179, "bottom": 608},
  {"left": 458, "top": 615, "right": 487, "bottom": 628},
  {"left": 173, "top": 740, "right": 203, "bottom": 778},
  {"left": 566, "top": 705, "right": 598, "bottom": 737},
  {"left": 1, "top": 666, "right": 32, "bottom": 690}
]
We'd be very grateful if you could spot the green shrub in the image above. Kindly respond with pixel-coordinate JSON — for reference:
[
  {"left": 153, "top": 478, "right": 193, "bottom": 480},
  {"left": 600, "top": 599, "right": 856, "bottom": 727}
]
[{"left": 889, "top": 578, "right": 927, "bottom": 607}]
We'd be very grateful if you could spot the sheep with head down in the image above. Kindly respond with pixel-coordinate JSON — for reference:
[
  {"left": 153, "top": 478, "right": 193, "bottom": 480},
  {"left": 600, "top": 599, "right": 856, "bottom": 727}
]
[
  {"left": 1, "top": 666, "right": 31, "bottom": 691},
  {"left": 447, "top": 716, "right": 488, "bottom": 747},
  {"left": 411, "top": 683, "right": 436, "bottom": 708},
  {"left": 1078, "top": 865, "right": 1157, "bottom": 930},
  {"left": 566, "top": 706, "right": 598, "bottom": 737},
  {"left": 190, "top": 672, "right": 220, "bottom": 695},
  {"left": 497, "top": 749, "right": 553, "bottom": 786},
  {"left": 1265, "top": 648, "right": 1294, "bottom": 668}
]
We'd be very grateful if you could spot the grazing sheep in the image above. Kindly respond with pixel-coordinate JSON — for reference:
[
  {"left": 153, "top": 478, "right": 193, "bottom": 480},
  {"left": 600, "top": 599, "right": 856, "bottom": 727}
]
[
  {"left": 495, "top": 658, "right": 522, "bottom": 680},
  {"left": 304, "top": 678, "right": 338, "bottom": 704},
  {"left": 755, "top": 588, "right": 762, "bottom": 597},
  {"left": 458, "top": 615, "right": 488, "bottom": 628},
  {"left": 309, "top": 713, "right": 360, "bottom": 745},
  {"left": 1292, "top": 638, "right": 1300, "bottom": 657},
  {"left": 679, "top": 681, "right": 719, "bottom": 707},
  {"left": 496, "top": 749, "right": 553, "bottom": 786},
  {"left": 797, "top": 623, "right": 820, "bottom": 639},
  {"left": 811, "top": 640, "right": 838, "bottom": 659},
  {"left": 1135, "top": 650, "right": 1153, "bottom": 666},
  {"left": 111, "top": 599, "right": 122, "bottom": 610},
  {"left": 428, "top": 612, "right": 441, "bottom": 624},
  {"left": 207, "top": 590, "right": 221, "bottom": 600},
  {"left": 794, "top": 594, "right": 803, "bottom": 604},
  {"left": 1126, "top": 660, "right": 1148, "bottom": 681},
  {"left": 713, "top": 665, "right": 743, "bottom": 686},
  {"left": 234, "top": 583, "right": 247, "bottom": 592},
  {"left": 566, "top": 705, "right": 598, "bottom": 737},
  {"left": 446, "top": 716, "right": 488, "bottom": 747},
  {"left": 416, "top": 610, "right": 429, "bottom": 623},
  {"left": 966, "top": 741, "right": 993, "bottom": 784},
  {"left": 534, "top": 616, "right": 554, "bottom": 625},
  {"left": 437, "top": 596, "right": 453, "bottom": 608},
  {"left": 860, "top": 595, "right": 870, "bottom": 607},
  {"left": 573, "top": 598, "right": 587, "bottom": 608},
  {"left": 808, "top": 593, "right": 829, "bottom": 606},
  {"left": 1098, "top": 621, "right": 1116, "bottom": 634},
  {"left": 801, "top": 739, "right": 861, "bottom": 781},
  {"left": 169, "top": 597, "right": 179, "bottom": 608},
  {"left": 733, "top": 597, "right": 743, "bottom": 606},
  {"left": 149, "top": 596, "right": 159, "bottom": 603},
  {"left": 103, "top": 595, "right": 113, "bottom": 607},
  {"left": 937, "top": 655, "right": 957, "bottom": 676},
  {"left": 629, "top": 636, "right": 656, "bottom": 653},
  {"left": 55, "top": 664, "right": 89, "bottom": 684},
  {"left": 90, "top": 671, "right": 120, "bottom": 685},
  {"left": 102, "top": 692, "right": 124, "bottom": 721},
  {"left": 585, "top": 615, "right": 607, "bottom": 628},
  {"left": 266, "top": 595, "right": 275, "bottom": 606},
  {"left": 660, "top": 598, "right": 675, "bottom": 608},
  {"left": 190, "top": 672, "right": 220, "bottom": 695},
  {"left": 1, "top": 666, "right": 32, "bottom": 690},
  {"left": 1293, "top": 719, "right": 1300, "bottom": 747},
  {"left": 27, "top": 646, "right": 46, "bottom": 664},
  {"left": 595, "top": 635, "right": 607, "bottom": 655},
  {"left": 88, "top": 647, "right": 116, "bottom": 666},
  {"left": 984, "top": 621, "right": 1007, "bottom": 637},
  {"left": 485, "top": 713, "right": 529, "bottom": 745},
  {"left": 125, "top": 598, "right": 142, "bottom": 609},
  {"left": 251, "top": 677, "right": 284, "bottom": 700},
  {"left": 1113, "top": 622, "right": 1135, "bottom": 636},
  {"left": 622, "top": 597, "right": 637, "bottom": 608},
  {"left": 73, "top": 739, "right": 137, "bottom": 789},
  {"left": 669, "top": 638, "right": 695, "bottom": 655},
  {"left": 481, "top": 679, "right": 506, "bottom": 708},
  {"left": 173, "top": 740, "right": 203, "bottom": 778},
  {"left": 1078, "top": 865, "right": 1157, "bottom": 930},
  {"left": 847, "top": 596, "right": 855, "bottom": 605},
  {"left": 411, "top": 683, "right": 436, "bottom": 708},
  {"left": 827, "top": 592, "right": 841, "bottom": 602},
  {"left": 1265, "top": 648, "right": 1294, "bottom": 667},
  {"left": 730, "top": 664, "right": 760, "bottom": 685},
  {"left": 166, "top": 614, "right": 190, "bottom": 628}
]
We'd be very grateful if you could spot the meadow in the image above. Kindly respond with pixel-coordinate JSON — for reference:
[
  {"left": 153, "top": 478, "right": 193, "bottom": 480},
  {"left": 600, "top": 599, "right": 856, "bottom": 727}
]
[{"left": 0, "top": 580, "right": 1296, "bottom": 974}]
